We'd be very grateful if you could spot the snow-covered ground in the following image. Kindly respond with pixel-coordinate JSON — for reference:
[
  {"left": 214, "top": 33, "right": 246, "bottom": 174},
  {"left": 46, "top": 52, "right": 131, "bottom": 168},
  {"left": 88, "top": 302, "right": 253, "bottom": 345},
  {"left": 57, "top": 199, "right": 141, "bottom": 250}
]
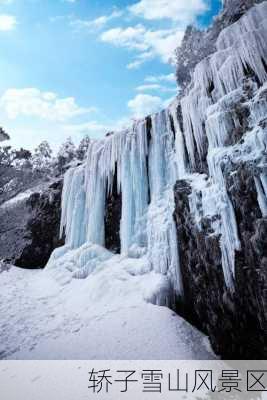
[{"left": 0, "top": 250, "right": 215, "bottom": 360}]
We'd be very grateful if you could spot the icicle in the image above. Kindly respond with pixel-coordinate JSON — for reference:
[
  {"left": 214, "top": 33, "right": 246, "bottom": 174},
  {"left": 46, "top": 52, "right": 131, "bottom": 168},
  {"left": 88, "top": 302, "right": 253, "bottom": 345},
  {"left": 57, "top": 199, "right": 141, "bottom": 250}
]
[
  {"left": 60, "top": 167, "right": 75, "bottom": 239},
  {"left": 255, "top": 176, "right": 267, "bottom": 217},
  {"left": 206, "top": 110, "right": 235, "bottom": 149},
  {"left": 260, "top": 173, "right": 267, "bottom": 198},
  {"left": 59, "top": 166, "right": 86, "bottom": 249},
  {"left": 68, "top": 167, "right": 86, "bottom": 249},
  {"left": 250, "top": 83, "right": 267, "bottom": 126},
  {"left": 120, "top": 122, "right": 149, "bottom": 254},
  {"left": 146, "top": 109, "right": 184, "bottom": 300}
]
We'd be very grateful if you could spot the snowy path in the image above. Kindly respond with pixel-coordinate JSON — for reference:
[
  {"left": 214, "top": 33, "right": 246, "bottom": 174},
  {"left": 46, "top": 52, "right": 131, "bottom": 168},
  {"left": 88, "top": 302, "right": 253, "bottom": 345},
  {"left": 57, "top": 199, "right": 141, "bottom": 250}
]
[{"left": 0, "top": 263, "right": 216, "bottom": 360}]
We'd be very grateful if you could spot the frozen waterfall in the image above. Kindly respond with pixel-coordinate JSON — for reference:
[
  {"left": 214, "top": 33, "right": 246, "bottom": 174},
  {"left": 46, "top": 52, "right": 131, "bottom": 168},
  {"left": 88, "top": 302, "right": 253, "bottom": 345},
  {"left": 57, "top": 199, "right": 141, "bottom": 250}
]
[{"left": 48, "top": 109, "right": 183, "bottom": 305}]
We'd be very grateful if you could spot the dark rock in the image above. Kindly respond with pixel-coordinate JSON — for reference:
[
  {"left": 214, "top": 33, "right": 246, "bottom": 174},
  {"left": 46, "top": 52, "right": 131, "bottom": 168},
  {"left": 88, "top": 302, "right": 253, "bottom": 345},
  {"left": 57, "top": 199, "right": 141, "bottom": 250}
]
[
  {"left": 0, "top": 179, "right": 64, "bottom": 268},
  {"left": 0, "top": 164, "right": 47, "bottom": 206},
  {"left": 104, "top": 165, "right": 122, "bottom": 254},
  {"left": 173, "top": 160, "right": 267, "bottom": 358}
]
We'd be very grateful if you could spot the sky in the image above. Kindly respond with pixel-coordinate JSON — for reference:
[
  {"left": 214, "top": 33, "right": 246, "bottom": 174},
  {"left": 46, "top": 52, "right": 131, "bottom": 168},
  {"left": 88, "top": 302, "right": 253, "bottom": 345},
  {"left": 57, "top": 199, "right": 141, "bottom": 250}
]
[{"left": 0, "top": 0, "right": 222, "bottom": 151}]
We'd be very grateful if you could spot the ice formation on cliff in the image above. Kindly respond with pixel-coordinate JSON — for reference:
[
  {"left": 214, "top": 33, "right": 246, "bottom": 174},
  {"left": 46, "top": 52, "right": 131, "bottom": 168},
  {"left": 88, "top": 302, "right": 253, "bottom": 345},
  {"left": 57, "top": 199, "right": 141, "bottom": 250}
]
[
  {"left": 175, "top": 2, "right": 267, "bottom": 291},
  {"left": 48, "top": 2, "right": 267, "bottom": 299},
  {"left": 48, "top": 108, "right": 183, "bottom": 305}
]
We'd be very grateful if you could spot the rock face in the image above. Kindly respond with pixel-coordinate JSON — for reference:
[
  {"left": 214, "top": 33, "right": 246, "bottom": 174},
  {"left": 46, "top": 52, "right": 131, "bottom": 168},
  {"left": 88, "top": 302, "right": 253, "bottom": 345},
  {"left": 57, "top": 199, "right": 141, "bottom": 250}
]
[
  {"left": 0, "top": 179, "right": 64, "bottom": 268},
  {"left": 0, "top": 165, "right": 44, "bottom": 206},
  {"left": 173, "top": 169, "right": 267, "bottom": 358}
]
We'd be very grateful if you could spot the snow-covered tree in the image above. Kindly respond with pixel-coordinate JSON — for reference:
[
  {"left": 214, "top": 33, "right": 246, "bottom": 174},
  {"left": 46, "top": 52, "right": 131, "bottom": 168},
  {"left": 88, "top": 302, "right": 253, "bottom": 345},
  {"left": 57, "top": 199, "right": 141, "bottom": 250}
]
[
  {"left": 57, "top": 137, "right": 76, "bottom": 173},
  {"left": 76, "top": 135, "right": 90, "bottom": 160},
  {"left": 0, "top": 146, "right": 12, "bottom": 166},
  {"left": 32, "top": 141, "right": 53, "bottom": 173},
  {"left": 11, "top": 148, "right": 32, "bottom": 170},
  {"left": 34, "top": 141, "right": 52, "bottom": 160}
]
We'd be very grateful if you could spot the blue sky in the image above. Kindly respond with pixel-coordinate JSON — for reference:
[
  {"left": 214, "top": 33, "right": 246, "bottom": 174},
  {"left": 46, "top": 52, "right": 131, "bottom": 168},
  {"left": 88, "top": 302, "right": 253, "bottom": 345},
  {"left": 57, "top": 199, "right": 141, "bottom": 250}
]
[{"left": 0, "top": 0, "right": 221, "bottom": 151}]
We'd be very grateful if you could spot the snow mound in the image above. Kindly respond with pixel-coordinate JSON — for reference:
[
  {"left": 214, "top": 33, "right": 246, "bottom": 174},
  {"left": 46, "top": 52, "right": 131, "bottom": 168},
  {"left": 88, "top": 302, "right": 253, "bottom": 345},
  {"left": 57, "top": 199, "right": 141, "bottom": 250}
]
[{"left": 0, "top": 263, "right": 216, "bottom": 360}]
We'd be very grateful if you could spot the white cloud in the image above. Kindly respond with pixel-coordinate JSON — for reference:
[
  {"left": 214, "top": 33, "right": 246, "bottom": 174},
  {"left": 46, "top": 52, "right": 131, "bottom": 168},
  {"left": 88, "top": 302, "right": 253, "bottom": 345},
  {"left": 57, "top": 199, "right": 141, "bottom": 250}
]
[
  {"left": 128, "top": 94, "right": 163, "bottom": 118},
  {"left": 136, "top": 84, "right": 161, "bottom": 91},
  {"left": 145, "top": 73, "right": 176, "bottom": 83},
  {"left": 70, "top": 10, "right": 123, "bottom": 32},
  {"left": 127, "top": 51, "right": 154, "bottom": 69},
  {"left": 136, "top": 83, "right": 177, "bottom": 93},
  {"left": 129, "top": 0, "right": 209, "bottom": 22},
  {"left": 0, "top": 15, "right": 16, "bottom": 31},
  {"left": 0, "top": 88, "right": 96, "bottom": 122},
  {"left": 49, "top": 15, "right": 71, "bottom": 23},
  {"left": 63, "top": 121, "right": 110, "bottom": 138},
  {"left": 101, "top": 24, "right": 184, "bottom": 67},
  {"left": 144, "top": 29, "right": 184, "bottom": 63},
  {"left": 100, "top": 0, "right": 210, "bottom": 68},
  {"left": 101, "top": 24, "right": 147, "bottom": 51}
]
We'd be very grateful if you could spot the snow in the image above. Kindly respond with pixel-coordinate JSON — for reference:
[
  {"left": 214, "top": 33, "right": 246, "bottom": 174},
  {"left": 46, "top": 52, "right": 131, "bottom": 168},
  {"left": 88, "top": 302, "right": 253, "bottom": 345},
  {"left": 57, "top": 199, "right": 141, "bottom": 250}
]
[
  {"left": 0, "top": 189, "right": 35, "bottom": 209},
  {"left": 0, "top": 264, "right": 215, "bottom": 360}
]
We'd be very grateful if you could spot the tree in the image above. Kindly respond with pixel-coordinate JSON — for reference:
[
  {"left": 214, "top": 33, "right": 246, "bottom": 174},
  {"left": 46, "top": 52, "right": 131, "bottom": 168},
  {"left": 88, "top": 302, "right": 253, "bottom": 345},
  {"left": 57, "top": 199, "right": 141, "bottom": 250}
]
[
  {"left": 76, "top": 135, "right": 90, "bottom": 160},
  {"left": 13, "top": 148, "right": 32, "bottom": 160},
  {"left": 11, "top": 148, "right": 32, "bottom": 170},
  {"left": 0, "top": 146, "right": 12, "bottom": 166},
  {"left": 0, "top": 127, "right": 10, "bottom": 142},
  {"left": 32, "top": 141, "right": 53, "bottom": 173},
  {"left": 57, "top": 137, "right": 76, "bottom": 173},
  {"left": 34, "top": 141, "right": 52, "bottom": 160}
]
